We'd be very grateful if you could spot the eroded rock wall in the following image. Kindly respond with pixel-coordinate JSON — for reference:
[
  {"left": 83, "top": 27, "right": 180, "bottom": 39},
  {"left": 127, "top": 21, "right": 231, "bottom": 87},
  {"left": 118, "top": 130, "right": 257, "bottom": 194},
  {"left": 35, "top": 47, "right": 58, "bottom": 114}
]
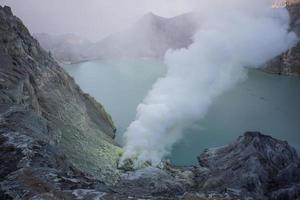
[{"left": 0, "top": 6, "right": 121, "bottom": 192}]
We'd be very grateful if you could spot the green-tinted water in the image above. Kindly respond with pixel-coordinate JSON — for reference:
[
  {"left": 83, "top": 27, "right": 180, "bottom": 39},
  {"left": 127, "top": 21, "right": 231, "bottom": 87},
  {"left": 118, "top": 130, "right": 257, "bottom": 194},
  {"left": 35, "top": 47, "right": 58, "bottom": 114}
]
[{"left": 65, "top": 59, "right": 300, "bottom": 166}]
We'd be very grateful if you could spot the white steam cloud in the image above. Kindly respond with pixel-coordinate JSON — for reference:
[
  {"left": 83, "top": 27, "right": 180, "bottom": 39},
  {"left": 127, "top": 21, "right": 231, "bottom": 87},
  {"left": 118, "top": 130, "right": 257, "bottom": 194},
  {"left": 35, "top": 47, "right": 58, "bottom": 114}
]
[{"left": 121, "top": 0, "right": 298, "bottom": 166}]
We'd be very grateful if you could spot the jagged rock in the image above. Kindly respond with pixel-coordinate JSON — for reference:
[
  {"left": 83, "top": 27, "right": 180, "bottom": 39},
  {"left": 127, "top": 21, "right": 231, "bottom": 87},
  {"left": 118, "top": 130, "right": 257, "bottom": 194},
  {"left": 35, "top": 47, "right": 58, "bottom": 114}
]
[
  {"left": 104, "top": 131, "right": 300, "bottom": 199},
  {"left": 289, "top": 3, "right": 300, "bottom": 36},
  {"left": 196, "top": 132, "right": 300, "bottom": 200},
  {"left": 263, "top": 41, "right": 300, "bottom": 76},
  {"left": 114, "top": 166, "right": 195, "bottom": 198},
  {"left": 112, "top": 159, "right": 197, "bottom": 199}
]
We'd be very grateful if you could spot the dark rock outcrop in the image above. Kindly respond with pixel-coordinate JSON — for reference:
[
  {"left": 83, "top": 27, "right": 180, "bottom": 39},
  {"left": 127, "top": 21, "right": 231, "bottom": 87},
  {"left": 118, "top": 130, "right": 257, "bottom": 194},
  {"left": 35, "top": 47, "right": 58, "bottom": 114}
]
[
  {"left": 196, "top": 132, "right": 300, "bottom": 199},
  {"left": 100, "top": 132, "right": 300, "bottom": 199},
  {"left": 263, "top": 4, "right": 300, "bottom": 76}
]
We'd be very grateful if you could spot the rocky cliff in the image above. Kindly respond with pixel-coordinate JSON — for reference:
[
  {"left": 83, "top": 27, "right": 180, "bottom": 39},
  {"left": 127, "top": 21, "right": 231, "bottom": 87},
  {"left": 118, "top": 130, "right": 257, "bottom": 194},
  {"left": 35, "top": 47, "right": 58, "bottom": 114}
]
[
  {"left": 263, "top": 4, "right": 300, "bottom": 76},
  {"left": 1, "top": 5, "right": 300, "bottom": 200},
  {"left": 0, "top": 5, "right": 121, "bottom": 191}
]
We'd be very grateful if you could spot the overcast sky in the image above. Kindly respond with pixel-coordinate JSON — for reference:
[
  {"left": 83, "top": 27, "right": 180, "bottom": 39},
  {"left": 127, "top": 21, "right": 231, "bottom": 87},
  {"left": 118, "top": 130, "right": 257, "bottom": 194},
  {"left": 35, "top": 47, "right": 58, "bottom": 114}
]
[{"left": 0, "top": 0, "right": 196, "bottom": 41}]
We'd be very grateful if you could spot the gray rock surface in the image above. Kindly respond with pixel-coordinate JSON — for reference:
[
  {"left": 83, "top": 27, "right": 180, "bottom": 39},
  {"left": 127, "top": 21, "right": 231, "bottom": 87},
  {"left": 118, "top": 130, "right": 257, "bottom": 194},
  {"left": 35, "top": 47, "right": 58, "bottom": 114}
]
[
  {"left": 0, "top": 5, "right": 121, "bottom": 190},
  {"left": 196, "top": 132, "right": 300, "bottom": 199},
  {"left": 107, "top": 132, "right": 300, "bottom": 199}
]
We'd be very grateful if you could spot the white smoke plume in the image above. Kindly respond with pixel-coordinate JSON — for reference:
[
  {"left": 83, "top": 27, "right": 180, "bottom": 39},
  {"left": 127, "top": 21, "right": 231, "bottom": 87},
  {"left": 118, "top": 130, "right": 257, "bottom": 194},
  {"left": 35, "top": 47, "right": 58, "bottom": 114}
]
[{"left": 121, "top": 0, "right": 298, "bottom": 166}]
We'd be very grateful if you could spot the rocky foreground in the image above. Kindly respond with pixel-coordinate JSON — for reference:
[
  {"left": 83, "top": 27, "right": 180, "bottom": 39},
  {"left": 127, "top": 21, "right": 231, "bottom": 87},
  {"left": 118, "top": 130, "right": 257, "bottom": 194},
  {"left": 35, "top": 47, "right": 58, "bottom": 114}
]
[
  {"left": 112, "top": 132, "right": 300, "bottom": 200},
  {"left": 0, "top": 5, "right": 300, "bottom": 200}
]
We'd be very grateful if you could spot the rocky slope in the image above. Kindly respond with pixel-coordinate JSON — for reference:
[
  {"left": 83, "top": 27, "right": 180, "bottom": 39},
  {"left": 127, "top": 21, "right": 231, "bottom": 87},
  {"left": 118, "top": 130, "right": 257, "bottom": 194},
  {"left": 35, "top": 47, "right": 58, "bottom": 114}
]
[
  {"left": 0, "top": 5, "right": 121, "bottom": 190},
  {"left": 33, "top": 33, "right": 92, "bottom": 64},
  {"left": 1, "top": 5, "right": 300, "bottom": 200},
  {"left": 263, "top": 4, "right": 300, "bottom": 76}
]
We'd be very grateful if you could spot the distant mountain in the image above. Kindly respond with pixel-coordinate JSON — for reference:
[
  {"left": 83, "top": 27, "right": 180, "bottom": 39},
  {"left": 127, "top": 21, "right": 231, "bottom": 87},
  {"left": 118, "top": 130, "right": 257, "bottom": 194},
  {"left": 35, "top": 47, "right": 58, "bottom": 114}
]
[
  {"left": 34, "top": 7, "right": 300, "bottom": 76},
  {"left": 87, "top": 12, "right": 199, "bottom": 60},
  {"left": 34, "top": 13, "right": 199, "bottom": 63},
  {"left": 33, "top": 33, "right": 92, "bottom": 64}
]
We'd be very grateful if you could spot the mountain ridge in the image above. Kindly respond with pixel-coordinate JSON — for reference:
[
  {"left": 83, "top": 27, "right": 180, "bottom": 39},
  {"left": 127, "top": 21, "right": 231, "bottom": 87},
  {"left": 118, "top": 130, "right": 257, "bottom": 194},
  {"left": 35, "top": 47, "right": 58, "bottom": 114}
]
[
  {"left": 86, "top": 12, "right": 199, "bottom": 60},
  {"left": 35, "top": 7, "right": 300, "bottom": 77},
  {"left": 35, "top": 12, "right": 199, "bottom": 63}
]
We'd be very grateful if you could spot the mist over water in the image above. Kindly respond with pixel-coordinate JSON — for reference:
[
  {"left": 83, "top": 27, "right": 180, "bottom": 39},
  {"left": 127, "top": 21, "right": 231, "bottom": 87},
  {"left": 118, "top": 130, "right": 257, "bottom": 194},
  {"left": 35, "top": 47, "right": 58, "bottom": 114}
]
[
  {"left": 65, "top": 60, "right": 300, "bottom": 166},
  {"left": 121, "top": 0, "right": 298, "bottom": 166}
]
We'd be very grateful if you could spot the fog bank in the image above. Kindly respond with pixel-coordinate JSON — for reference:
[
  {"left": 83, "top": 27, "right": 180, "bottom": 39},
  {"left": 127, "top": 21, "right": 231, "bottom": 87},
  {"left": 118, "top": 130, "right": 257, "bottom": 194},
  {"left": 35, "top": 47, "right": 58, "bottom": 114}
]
[{"left": 0, "top": 0, "right": 196, "bottom": 41}]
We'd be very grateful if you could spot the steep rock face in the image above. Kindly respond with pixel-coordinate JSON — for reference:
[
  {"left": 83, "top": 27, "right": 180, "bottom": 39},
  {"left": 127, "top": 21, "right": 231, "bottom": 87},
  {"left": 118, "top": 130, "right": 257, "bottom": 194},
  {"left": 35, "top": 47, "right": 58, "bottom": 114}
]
[
  {"left": 0, "top": 5, "right": 121, "bottom": 192},
  {"left": 196, "top": 132, "right": 300, "bottom": 200},
  {"left": 263, "top": 4, "right": 300, "bottom": 76},
  {"left": 288, "top": 3, "right": 300, "bottom": 35}
]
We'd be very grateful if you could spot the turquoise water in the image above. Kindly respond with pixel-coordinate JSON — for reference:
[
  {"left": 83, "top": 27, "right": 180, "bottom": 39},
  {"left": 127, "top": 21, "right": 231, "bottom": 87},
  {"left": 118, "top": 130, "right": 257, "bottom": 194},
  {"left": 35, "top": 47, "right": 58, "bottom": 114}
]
[{"left": 65, "top": 60, "right": 300, "bottom": 166}]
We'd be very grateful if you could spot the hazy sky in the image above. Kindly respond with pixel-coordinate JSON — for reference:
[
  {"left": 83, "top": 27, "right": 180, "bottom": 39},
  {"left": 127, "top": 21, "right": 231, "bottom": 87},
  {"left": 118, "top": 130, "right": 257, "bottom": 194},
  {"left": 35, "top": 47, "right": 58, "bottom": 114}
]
[{"left": 0, "top": 0, "right": 195, "bottom": 41}]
